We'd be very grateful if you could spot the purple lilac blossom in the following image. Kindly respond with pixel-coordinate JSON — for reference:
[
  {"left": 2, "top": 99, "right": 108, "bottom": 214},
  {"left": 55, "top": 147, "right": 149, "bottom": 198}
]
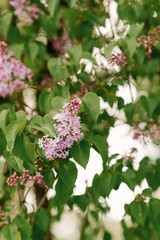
[
  {"left": 10, "top": 0, "right": 40, "bottom": 25},
  {"left": 38, "top": 99, "right": 83, "bottom": 160},
  {"left": 0, "top": 41, "right": 33, "bottom": 97}
]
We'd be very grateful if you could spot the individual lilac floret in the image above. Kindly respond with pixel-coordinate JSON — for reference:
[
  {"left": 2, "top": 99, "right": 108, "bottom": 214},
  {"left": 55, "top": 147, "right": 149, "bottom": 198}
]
[
  {"left": 10, "top": 0, "right": 40, "bottom": 26},
  {"left": 38, "top": 99, "right": 83, "bottom": 160},
  {"left": 0, "top": 41, "right": 33, "bottom": 97}
]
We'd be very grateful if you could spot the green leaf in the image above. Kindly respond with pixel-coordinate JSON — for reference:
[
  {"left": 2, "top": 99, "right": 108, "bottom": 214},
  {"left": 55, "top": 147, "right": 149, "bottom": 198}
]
[
  {"left": 14, "top": 215, "right": 32, "bottom": 240},
  {"left": 149, "top": 198, "right": 160, "bottom": 220},
  {"left": 121, "top": 169, "right": 137, "bottom": 191},
  {"left": 126, "top": 38, "right": 137, "bottom": 58},
  {"left": 16, "top": 110, "right": 26, "bottom": 122},
  {"left": 104, "top": 42, "right": 116, "bottom": 60},
  {"left": 129, "top": 23, "right": 144, "bottom": 38},
  {"left": 125, "top": 103, "right": 136, "bottom": 124},
  {"left": 8, "top": 43, "right": 24, "bottom": 59},
  {"left": 0, "top": 11, "right": 13, "bottom": 38},
  {"left": 51, "top": 96, "right": 66, "bottom": 112},
  {"left": 71, "top": 194, "right": 90, "bottom": 211},
  {"left": 59, "top": 161, "right": 77, "bottom": 189},
  {"left": 55, "top": 178, "right": 73, "bottom": 204},
  {"left": 27, "top": 42, "right": 39, "bottom": 61},
  {"left": 47, "top": 0, "right": 60, "bottom": 17},
  {"left": 70, "top": 140, "right": 90, "bottom": 168},
  {"left": 66, "top": 45, "right": 82, "bottom": 67},
  {"left": 66, "top": 0, "right": 76, "bottom": 7},
  {"left": 2, "top": 224, "right": 19, "bottom": 240},
  {"left": 103, "top": 231, "right": 112, "bottom": 240},
  {"left": 92, "top": 173, "right": 117, "bottom": 198},
  {"left": 42, "top": 114, "right": 56, "bottom": 137},
  {"left": 32, "top": 208, "right": 49, "bottom": 240},
  {"left": 0, "top": 109, "right": 10, "bottom": 132},
  {"left": 0, "top": 161, "right": 5, "bottom": 193},
  {"left": 130, "top": 201, "right": 148, "bottom": 226},
  {"left": 5, "top": 152, "right": 23, "bottom": 173},
  {"left": 0, "top": 129, "right": 6, "bottom": 156},
  {"left": 5, "top": 120, "right": 26, "bottom": 152},
  {"left": 38, "top": 91, "right": 54, "bottom": 114},
  {"left": 12, "top": 134, "right": 35, "bottom": 168},
  {"left": 44, "top": 168, "right": 55, "bottom": 188},
  {"left": 92, "top": 135, "right": 108, "bottom": 165},
  {"left": 28, "top": 114, "right": 55, "bottom": 137},
  {"left": 82, "top": 92, "right": 100, "bottom": 123},
  {"left": 47, "top": 57, "right": 65, "bottom": 82}
]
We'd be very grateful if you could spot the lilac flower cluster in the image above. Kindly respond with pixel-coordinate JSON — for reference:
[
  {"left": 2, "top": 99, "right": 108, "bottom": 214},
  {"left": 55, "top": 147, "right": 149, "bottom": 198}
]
[
  {"left": 0, "top": 207, "right": 8, "bottom": 228},
  {"left": 123, "top": 147, "right": 138, "bottom": 163},
  {"left": 6, "top": 170, "right": 44, "bottom": 186},
  {"left": 10, "top": 0, "right": 40, "bottom": 26},
  {"left": 133, "top": 117, "right": 160, "bottom": 144},
  {"left": 38, "top": 99, "right": 83, "bottom": 160},
  {"left": 0, "top": 41, "right": 33, "bottom": 97},
  {"left": 137, "top": 25, "right": 160, "bottom": 58},
  {"left": 109, "top": 52, "right": 127, "bottom": 67}
]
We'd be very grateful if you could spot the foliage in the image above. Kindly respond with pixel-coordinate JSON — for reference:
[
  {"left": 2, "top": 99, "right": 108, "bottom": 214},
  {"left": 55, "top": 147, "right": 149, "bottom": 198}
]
[{"left": 0, "top": 0, "right": 160, "bottom": 239}]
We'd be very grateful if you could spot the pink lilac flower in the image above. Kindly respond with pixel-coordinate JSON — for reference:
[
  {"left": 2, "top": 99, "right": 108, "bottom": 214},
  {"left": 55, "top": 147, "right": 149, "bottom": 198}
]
[
  {"left": 109, "top": 52, "right": 127, "bottom": 67},
  {"left": 123, "top": 147, "right": 138, "bottom": 163},
  {"left": 0, "top": 41, "right": 33, "bottom": 97},
  {"left": 133, "top": 117, "right": 160, "bottom": 144},
  {"left": 38, "top": 99, "right": 83, "bottom": 160},
  {"left": 6, "top": 170, "right": 44, "bottom": 186},
  {"left": 0, "top": 207, "right": 8, "bottom": 227},
  {"left": 10, "top": 0, "right": 40, "bottom": 26},
  {"left": 137, "top": 25, "right": 160, "bottom": 58}
]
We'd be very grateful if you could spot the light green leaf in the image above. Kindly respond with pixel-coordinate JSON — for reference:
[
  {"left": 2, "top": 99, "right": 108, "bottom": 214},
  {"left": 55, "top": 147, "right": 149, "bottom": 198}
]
[
  {"left": 47, "top": 0, "right": 60, "bottom": 17},
  {"left": 5, "top": 152, "right": 23, "bottom": 173},
  {"left": 0, "top": 109, "right": 10, "bottom": 132},
  {"left": 129, "top": 23, "right": 144, "bottom": 38},
  {"left": 2, "top": 224, "right": 19, "bottom": 240},
  {"left": 51, "top": 96, "right": 66, "bottom": 112},
  {"left": 42, "top": 114, "right": 55, "bottom": 137},
  {"left": 0, "top": 11, "right": 13, "bottom": 38},
  {"left": 70, "top": 140, "right": 90, "bottom": 168},
  {"left": 16, "top": 110, "right": 26, "bottom": 122},
  {"left": 14, "top": 215, "right": 32, "bottom": 240},
  {"left": 47, "top": 57, "right": 64, "bottom": 82},
  {"left": 27, "top": 42, "right": 39, "bottom": 61},
  {"left": 82, "top": 92, "right": 100, "bottom": 123},
  {"left": 8, "top": 43, "right": 24, "bottom": 59},
  {"left": 67, "top": 45, "right": 82, "bottom": 67},
  {"left": 5, "top": 120, "right": 26, "bottom": 152},
  {"left": 104, "top": 42, "right": 116, "bottom": 60},
  {"left": 126, "top": 38, "right": 137, "bottom": 58}
]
